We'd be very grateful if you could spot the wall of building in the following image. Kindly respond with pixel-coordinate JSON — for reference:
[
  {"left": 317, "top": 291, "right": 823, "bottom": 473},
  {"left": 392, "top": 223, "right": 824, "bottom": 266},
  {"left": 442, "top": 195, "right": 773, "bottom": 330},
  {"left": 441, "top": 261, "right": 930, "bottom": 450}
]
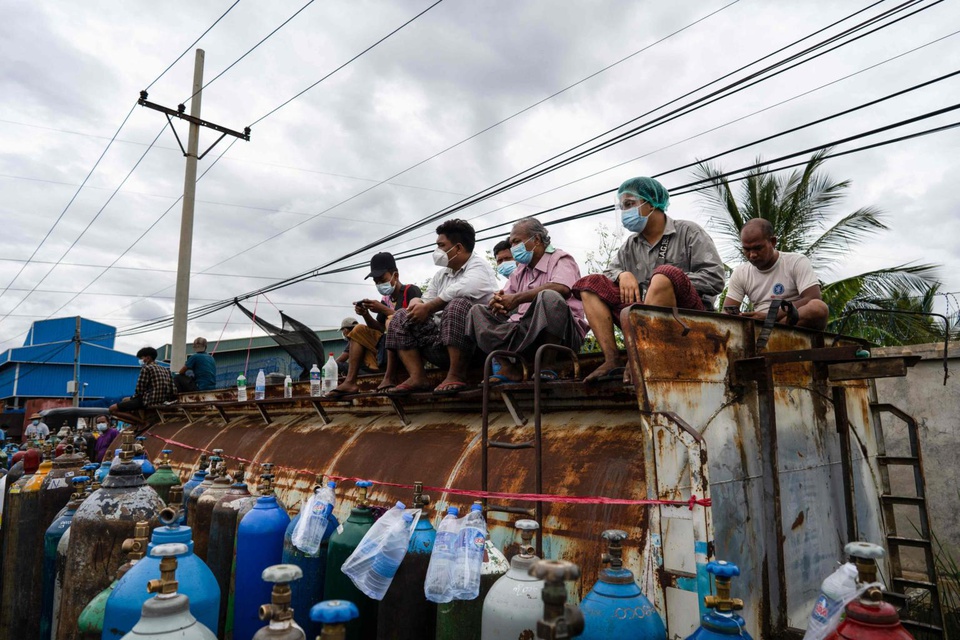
[{"left": 873, "top": 342, "right": 960, "bottom": 558}]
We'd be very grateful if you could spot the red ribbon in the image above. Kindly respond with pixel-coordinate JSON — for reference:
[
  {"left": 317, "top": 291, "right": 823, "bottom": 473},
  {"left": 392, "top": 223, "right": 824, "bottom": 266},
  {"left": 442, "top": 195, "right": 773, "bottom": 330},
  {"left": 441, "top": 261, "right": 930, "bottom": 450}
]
[{"left": 147, "top": 432, "right": 711, "bottom": 509}]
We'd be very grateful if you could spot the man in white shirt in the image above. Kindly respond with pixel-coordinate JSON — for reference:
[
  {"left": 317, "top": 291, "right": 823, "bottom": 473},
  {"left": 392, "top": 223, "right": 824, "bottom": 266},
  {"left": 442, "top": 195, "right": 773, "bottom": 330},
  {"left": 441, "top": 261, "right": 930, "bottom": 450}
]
[
  {"left": 23, "top": 413, "right": 50, "bottom": 442},
  {"left": 384, "top": 219, "right": 498, "bottom": 395},
  {"left": 724, "top": 218, "right": 829, "bottom": 329}
]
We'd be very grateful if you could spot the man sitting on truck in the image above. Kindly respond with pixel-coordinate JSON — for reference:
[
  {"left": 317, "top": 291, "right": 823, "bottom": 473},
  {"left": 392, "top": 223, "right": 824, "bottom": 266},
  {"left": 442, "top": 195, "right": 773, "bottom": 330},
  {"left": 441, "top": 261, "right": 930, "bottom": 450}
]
[
  {"left": 572, "top": 176, "right": 725, "bottom": 383},
  {"left": 723, "top": 218, "right": 829, "bottom": 329},
  {"left": 384, "top": 218, "right": 498, "bottom": 395},
  {"left": 174, "top": 337, "right": 217, "bottom": 392},
  {"left": 110, "top": 346, "right": 177, "bottom": 425}
]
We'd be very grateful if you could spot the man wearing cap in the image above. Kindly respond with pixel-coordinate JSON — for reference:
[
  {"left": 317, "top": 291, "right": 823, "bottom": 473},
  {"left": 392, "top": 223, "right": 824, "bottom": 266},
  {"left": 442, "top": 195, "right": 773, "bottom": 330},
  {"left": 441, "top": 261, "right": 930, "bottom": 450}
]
[
  {"left": 23, "top": 413, "right": 50, "bottom": 442},
  {"left": 329, "top": 253, "right": 422, "bottom": 396},
  {"left": 573, "top": 177, "right": 724, "bottom": 382},
  {"left": 174, "top": 337, "right": 217, "bottom": 392}
]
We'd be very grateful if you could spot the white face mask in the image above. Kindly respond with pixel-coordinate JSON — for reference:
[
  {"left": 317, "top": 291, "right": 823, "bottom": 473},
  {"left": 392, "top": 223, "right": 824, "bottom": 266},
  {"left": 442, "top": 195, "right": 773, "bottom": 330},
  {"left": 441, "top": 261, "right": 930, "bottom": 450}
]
[
  {"left": 432, "top": 245, "right": 456, "bottom": 268},
  {"left": 97, "top": 422, "right": 108, "bottom": 432}
]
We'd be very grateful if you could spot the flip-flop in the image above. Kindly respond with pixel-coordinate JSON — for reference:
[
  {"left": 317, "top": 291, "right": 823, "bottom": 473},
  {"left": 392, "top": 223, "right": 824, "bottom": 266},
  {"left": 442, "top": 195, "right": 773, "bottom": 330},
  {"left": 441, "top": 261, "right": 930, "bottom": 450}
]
[
  {"left": 385, "top": 382, "right": 434, "bottom": 397},
  {"left": 375, "top": 385, "right": 397, "bottom": 395},
  {"left": 433, "top": 381, "right": 469, "bottom": 396},
  {"left": 537, "top": 370, "right": 560, "bottom": 382},
  {"left": 487, "top": 373, "right": 521, "bottom": 386},
  {"left": 324, "top": 388, "right": 355, "bottom": 399},
  {"left": 584, "top": 366, "right": 626, "bottom": 384}
]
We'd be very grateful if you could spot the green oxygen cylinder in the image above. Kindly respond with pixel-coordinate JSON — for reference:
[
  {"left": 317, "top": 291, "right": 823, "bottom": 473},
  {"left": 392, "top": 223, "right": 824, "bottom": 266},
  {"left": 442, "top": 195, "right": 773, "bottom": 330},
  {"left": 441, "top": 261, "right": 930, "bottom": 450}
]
[{"left": 324, "top": 480, "right": 377, "bottom": 640}]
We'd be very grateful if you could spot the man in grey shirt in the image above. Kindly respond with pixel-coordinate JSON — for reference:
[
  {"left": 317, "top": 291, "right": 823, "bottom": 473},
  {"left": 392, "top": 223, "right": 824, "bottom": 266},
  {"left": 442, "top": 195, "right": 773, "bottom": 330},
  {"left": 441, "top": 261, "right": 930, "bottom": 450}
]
[{"left": 573, "top": 176, "right": 724, "bottom": 382}]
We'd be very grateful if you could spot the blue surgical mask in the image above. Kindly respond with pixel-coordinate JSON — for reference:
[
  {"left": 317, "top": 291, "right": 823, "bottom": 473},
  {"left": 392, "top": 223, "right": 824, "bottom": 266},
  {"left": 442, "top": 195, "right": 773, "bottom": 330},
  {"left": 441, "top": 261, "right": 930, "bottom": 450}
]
[
  {"left": 376, "top": 281, "right": 395, "bottom": 296},
  {"left": 497, "top": 261, "right": 517, "bottom": 278},
  {"left": 621, "top": 207, "right": 650, "bottom": 233},
  {"left": 511, "top": 239, "right": 534, "bottom": 265}
]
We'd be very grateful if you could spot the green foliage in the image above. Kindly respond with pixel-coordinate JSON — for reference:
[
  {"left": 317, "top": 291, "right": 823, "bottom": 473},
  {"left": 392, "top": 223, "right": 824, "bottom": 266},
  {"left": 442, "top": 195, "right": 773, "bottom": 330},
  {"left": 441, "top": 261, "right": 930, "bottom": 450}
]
[
  {"left": 583, "top": 222, "right": 624, "bottom": 275},
  {"left": 694, "top": 149, "right": 943, "bottom": 345}
]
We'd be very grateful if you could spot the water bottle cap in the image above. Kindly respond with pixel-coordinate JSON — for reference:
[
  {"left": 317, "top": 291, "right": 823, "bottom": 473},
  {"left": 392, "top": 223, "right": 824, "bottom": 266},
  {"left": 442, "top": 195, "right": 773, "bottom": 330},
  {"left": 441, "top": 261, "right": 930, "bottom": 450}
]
[
  {"left": 395, "top": 501, "right": 406, "bottom": 510},
  {"left": 447, "top": 507, "right": 459, "bottom": 515},
  {"left": 470, "top": 504, "right": 483, "bottom": 512},
  {"left": 402, "top": 513, "right": 414, "bottom": 523},
  {"left": 310, "top": 600, "right": 360, "bottom": 624},
  {"left": 327, "top": 481, "right": 336, "bottom": 488}
]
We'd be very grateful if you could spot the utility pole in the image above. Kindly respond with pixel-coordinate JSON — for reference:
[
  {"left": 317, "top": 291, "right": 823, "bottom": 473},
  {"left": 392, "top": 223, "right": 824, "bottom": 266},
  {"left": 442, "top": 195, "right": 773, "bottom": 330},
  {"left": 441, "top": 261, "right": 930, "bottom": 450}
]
[
  {"left": 170, "top": 49, "right": 205, "bottom": 372},
  {"left": 138, "top": 50, "right": 250, "bottom": 371},
  {"left": 72, "top": 315, "right": 80, "bottom": 407}
]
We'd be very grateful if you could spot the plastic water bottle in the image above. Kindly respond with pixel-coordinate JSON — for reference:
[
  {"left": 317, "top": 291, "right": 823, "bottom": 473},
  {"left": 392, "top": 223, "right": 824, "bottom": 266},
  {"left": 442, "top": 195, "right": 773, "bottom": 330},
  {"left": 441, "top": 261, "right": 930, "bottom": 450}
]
[
  {"left": 451, "top": 503, "right": 487, "bottom": 599},
  {"left": 322, "top": 353, "right": 338, "bottom": 396},
  {"left": 425, "top": 506, "right": 460, "bottom": 603},
  {"left": 309, "top": 364, "right": 321, "bottom": 397},
  {"left": 254, "top": 369, "right": 266, "bottom": 401},
  {"left": 804, "top": 562, "right": 859, "bottom": 640},
  {"left": 364, "top": 512, "right": 415, "bottom": 600},
  {"left": 283, "top": 375, "right": 293, "bottom": 399},
  {"left": 237, "top": 373, "right": 247, "bottom": 402},
  {"left": 292, "top": 481, "right": 336, "bottom": 555},
  {"left": 342, "top": 501, "right": 407, "bottom": 593}
]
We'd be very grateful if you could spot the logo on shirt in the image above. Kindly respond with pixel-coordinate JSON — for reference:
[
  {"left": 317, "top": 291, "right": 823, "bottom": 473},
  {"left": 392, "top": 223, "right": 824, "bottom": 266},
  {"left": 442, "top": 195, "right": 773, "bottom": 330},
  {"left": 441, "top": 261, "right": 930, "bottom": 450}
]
[{"left": 773, "top": 283, "right": 785, "bottom": 295}]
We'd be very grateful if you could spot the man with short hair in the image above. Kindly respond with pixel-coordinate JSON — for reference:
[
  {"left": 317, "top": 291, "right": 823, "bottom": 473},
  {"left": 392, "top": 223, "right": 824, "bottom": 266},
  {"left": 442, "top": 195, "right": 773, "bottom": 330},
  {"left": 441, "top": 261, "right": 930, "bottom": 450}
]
[
  {"left": 174, "top": 337, "right": 217, "bottom": 392},
  {"left": 93, "top": 416, "right": 119, "bottom": 462},
  {"left": 573, "top": 177, "right": 725, "bottom": 382},
  {"left": 330, "top": 253, "right": 422, "bottom": 396},
  {"left": 492, "top": 239, "right": 515, "bottom": 279},
  {"left": 385, "top": 219, "right": 498, "bottom": 395},
  {"left": 724, "top": 218, "right": 829, "bottom": 329},
  {"left": 110, "top": 346, "right": 176, "bottom": 424},
  {"left": 468, "top": 218, "right": 588, "bottom": 382}
]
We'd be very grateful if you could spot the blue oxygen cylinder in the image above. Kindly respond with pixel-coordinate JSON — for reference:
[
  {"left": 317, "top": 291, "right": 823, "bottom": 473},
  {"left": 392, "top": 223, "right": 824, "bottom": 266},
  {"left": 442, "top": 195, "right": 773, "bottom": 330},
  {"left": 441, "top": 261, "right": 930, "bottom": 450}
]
[
  {"left": 132, "top": 436, "right": 155, "bottom": 477},
  {"left": 180, "top": 454, "right": 210, "bottom": 523},
  {"left": 685, "top": 561, "right": 752, "bottom": 640},
  {"left": 580, "top": 529, "right": 665, "bottom": 640},
  {"left": 102, "top": 506, "right": 221, "bottom": 639},
  {"left": 39, "top": 476, "right": 88, "bottom": 640},
  {"left": 233, "top": 472, "right": 290, "bottom": 640},
  {"left": 282, "top": 487, "right": 339, "bottom": 638}
]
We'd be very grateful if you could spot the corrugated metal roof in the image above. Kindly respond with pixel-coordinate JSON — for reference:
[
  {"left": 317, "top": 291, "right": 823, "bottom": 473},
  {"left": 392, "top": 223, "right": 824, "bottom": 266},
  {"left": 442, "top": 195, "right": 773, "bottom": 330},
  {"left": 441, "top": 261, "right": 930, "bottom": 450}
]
[
  {"left": 23, "top": 316, "right": 116, "bottom": 348},
  {"left": 0, "top": 361, "right": 140, "bottom": 400},
  {"left": 0, "top": 341, "right": 140, "bottom": 367},
  {"left": 157, "top": 329, "right": 343, "bottom": 358}
]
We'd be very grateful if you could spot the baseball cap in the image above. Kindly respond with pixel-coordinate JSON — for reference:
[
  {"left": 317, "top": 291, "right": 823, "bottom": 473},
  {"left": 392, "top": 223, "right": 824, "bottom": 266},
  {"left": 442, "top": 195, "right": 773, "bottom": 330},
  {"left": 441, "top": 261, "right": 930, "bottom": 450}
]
[
  {"left": 340, "top": 317, "right": 359, "bottom": 331},
  {"left": 365, "top": 252, "right": 397, "bottom": 280}
]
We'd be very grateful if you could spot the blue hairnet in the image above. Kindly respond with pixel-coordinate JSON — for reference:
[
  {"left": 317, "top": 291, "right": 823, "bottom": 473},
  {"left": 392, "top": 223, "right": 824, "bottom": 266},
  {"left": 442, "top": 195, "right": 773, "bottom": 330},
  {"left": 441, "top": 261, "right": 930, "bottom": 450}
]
[{"left": 617, "top": 177, "right": 669, "bottom": 211}]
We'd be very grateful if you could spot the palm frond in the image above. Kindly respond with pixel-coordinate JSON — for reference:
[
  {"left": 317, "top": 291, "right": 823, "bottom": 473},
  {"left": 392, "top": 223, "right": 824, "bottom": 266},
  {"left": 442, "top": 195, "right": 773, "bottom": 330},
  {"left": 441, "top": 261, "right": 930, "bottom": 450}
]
[{"left": 805, "top": 206, "right": 888, "bottom": 274}]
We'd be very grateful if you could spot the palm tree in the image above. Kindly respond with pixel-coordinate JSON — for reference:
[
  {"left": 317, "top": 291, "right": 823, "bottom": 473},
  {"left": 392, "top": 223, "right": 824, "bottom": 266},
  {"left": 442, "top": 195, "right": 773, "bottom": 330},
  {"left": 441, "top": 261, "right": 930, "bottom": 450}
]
[{"left": 694, "top": 149, "right": 942, "bottom": 344}]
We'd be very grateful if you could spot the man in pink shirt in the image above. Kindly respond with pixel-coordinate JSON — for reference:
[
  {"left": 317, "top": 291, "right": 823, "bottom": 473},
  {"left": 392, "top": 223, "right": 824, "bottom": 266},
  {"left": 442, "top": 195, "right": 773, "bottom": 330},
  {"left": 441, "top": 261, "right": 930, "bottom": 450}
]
[{"left": 466, "top": 217, "right": 588, "bottom": 383}]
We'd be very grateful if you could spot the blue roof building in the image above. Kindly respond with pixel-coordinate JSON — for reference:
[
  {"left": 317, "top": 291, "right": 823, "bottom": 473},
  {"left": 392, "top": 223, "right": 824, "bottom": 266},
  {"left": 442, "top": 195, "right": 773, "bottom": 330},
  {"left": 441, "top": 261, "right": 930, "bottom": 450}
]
[{"left": 0, "top": 317, "right": 142, "bottom": 408}]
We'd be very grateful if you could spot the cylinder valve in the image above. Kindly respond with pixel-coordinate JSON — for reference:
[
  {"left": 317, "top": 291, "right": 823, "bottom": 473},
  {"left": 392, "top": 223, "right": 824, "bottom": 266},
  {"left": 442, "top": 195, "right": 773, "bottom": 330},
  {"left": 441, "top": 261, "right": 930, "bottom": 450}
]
[
  {"left": 529, "top": 559, "right": 585, "bottom": 639},
  {"left": 258, "top": 564, "right": 304, "bottom": 625}
]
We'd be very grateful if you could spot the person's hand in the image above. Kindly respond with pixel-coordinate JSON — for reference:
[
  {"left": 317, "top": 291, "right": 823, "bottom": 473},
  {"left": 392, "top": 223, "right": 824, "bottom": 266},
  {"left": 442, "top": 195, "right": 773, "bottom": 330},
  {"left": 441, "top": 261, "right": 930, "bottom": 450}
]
[
  {"left": 361, "top": 299, "right": 391, "bottom": 315},
  {"left": 354, "top": 301, "right": 366, "bottom": 315},
  {"left": 407, "top": 301, "right": 431, "bottom": 323},
  {"left": 497, "top": 293, "right": 519, "bottom": 314},
  {"left": 745, "top": 311, "right": 767, "bottom": 320},
  {"left": 618, "top": 272, "right": 642, "bottom": 305},
  {"left": 487, "top": 290, "right": 505, "bottom": 311}
]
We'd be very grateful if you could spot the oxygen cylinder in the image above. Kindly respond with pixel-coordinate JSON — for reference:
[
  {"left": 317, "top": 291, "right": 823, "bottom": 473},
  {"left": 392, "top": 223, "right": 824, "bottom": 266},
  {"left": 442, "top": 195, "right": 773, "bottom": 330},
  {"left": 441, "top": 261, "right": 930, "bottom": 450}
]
[
  {"left": 186, "top": 451, "right": 222, "bottom": 529},
  {"left": 377, "top": 482, "right": 436, "bottom": 640},
  {"left": 324, "top": 480, "right": 377, "bottom": 640},
  {"left": 481, "top": 519, "right": 544, "bottom": 640},
  {"left": 312, "top": 600, "right": 360, "bottom": 640},
  {"left": 193, "top": 457, "right": 235, "bottom": 561},
  {"left": 118, "top": 542, "right": 217, "bottom": 640},
  {"left": 77, "top": 521, "right": 151, "bottom": 639},
  {"left": 252, "top": 564, "right": 306, "bottom": 640},
  {"left": 685, "top": 561, "right": 752, "bottom": 640},
  {"left": 579, "top": 529, "right": 665, "bottom": 640},
  {"left": 40, "top": 475, "right": 89, "bottom": 640},
  {"left": 436, "top": 538, "right": 509, "bottom": 640},
  {"left": 147, "top": 449, "right": 183, "bottom": 504},
  {"left": 234, "top": 469, "right": 291, "bottom": 640},
  {"left": 49, "top": 515, "right": 74, "bottom": 640},
  {"left": 96, "top": 454, "right": 114, "bottom": 484},
  {"left": 282, "top": 477, "right": 340, "bottom": 639},
  {"left": 133, "top": 436, "right": 156, "bottom": 477},
  {"left": 180, "top": 453, "right": 209, "bottom": 521},
  {"left": 0, "top": 445, "right": 48, "bottom": 640},
  {"left": 0, "top": 448, "right": 33, "bottom": 601},
  {"left": 103, "top": 504, "right": 220, "bottom": 639},
  {"left": 55, "top": 431, "right": 165, "bottom": 640},
  {"left": 827, "top": 542, "right": 914, "bottom": 640}
]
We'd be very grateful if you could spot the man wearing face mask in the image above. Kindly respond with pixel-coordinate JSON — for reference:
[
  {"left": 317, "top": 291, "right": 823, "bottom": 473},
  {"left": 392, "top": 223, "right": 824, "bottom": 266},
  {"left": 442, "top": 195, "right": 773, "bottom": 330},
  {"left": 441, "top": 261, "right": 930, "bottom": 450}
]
[
  {"left": 467, "top": 218, "right": 588, "bottom": 382},
  {"left": 330, "top": 253, "right": 423, "bottom": 396},
  {"left": 385, "top": 218, "right": 498, "bottom": 395},
  {"left": 23, "top": 413, "right": 50, "bottom": 442},
  {"left": 493, "top": 240, "right": 515, "bottom": 279},
  {"left": 109, "top": 346, "right": 177, "bottom": 424},
  {"left": 93, "top": 417, "right": 119, "bottom": 462},
  {"left": 573, "top": 176, "right": 724, "bottom": 382}
]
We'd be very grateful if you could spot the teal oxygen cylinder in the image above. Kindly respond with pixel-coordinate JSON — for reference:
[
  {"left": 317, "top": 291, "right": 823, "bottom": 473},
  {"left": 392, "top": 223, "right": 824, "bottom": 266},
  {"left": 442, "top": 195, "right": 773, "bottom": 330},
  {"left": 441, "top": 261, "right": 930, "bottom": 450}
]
[
  {"left": 579, "top": 529, "right": 665, "bottom": 640},
  {"left": 39, "top": 475, "right": 88, "bottom": 640}
]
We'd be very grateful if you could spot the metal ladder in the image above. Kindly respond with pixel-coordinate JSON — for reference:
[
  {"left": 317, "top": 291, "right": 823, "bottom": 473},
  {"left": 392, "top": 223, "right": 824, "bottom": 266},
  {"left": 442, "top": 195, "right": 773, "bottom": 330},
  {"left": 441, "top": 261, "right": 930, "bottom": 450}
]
[
  {"left": 479, "top": 344, "right": 579, "bottom": 558},
  {"left": 871, "top": 402, "right": 945, "bottom": 638}
]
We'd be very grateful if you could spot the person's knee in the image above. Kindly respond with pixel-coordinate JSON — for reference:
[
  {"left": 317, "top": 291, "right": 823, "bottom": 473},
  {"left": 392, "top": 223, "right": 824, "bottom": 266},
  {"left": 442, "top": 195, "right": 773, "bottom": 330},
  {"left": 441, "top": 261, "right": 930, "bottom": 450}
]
[
  {"left": 538, "top": 289, "right": 565, "bottom": 306},
  {"left": 646, "top": 273, "right": 673, "bottom": 297},
  {"left": 806, "top": 299, "right": 829, "bottom": 318}
]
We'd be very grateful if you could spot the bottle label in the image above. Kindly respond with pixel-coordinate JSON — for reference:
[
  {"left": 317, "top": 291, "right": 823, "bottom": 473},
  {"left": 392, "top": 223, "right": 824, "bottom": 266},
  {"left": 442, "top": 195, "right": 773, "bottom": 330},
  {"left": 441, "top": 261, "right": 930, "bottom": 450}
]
[{"left": 811, "top": 594, "right": 837, "bottom": 624}]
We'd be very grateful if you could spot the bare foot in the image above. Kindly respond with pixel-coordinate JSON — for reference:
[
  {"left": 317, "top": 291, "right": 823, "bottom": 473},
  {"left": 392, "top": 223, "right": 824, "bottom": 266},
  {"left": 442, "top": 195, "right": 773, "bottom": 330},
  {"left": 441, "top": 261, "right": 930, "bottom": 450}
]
[
  {"left": 377, "top": 375, "right": 401, "bottom": 390},
  {"left": 333, "top": 381, "right": 360, "bottom": 394},
  {"left": 583, "top": 359, "right": 625, "bottom": 383}
]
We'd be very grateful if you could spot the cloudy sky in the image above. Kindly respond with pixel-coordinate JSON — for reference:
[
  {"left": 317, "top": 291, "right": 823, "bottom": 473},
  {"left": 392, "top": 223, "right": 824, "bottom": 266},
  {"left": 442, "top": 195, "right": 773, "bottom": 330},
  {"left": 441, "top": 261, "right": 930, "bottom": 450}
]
[{"left": 2, "top": 0, "right": 958, "bottom": 356}]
